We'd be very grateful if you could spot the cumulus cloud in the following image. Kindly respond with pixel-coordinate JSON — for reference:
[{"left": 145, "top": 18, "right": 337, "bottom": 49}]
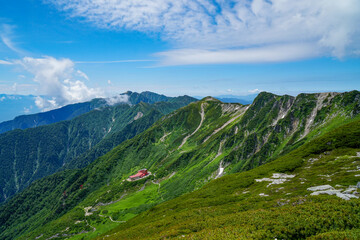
[
  {"left": 248, "top": 89, "right": 262, "bottom": 94},
  {"left": 105, "top": 94, "right": 129, "bottom": 105},
  {"left": 16, "top": 56, "right": 104, "bottom": 111},
  {"left": 47, "top": 0, "right": 360, "bottom": 64},
  {"left": 34, "top": 96, "right": 59, "bottom": 110}
]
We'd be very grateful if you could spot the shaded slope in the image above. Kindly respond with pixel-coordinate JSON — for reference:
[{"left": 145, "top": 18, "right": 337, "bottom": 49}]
[
  {"left": 65, "top": 102, "right": 188, "bottom": 169},
  {"left": 0, "top": 94, "right": 196, "bottom": 203}
]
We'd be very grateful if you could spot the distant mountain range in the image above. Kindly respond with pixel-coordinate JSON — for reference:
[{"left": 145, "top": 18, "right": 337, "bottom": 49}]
[
  {"left": 0, "top": 91, "right": 196, "bottom": 204},
  {"left": 194, "top": 93, "right": 258, "bottom": 104},
  {"left": 1, "top": 90, "right": 360, "bottom": 240},
  {"left": 0, "top": 97, "right": 107, "bottom": 134},
  {"left": 0, "top": 94, "right": 41, "bottom": 123},
  {"left": 0, "top": 93, "right": 257, "bottom": 129},
  {"left": 0, "top": 91, "right": 191, "bottom": 134}
]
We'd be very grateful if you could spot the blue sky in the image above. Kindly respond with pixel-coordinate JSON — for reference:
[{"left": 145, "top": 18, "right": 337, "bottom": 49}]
[{"left": 0, "top": 0, "right": 359, "bottom": 111}]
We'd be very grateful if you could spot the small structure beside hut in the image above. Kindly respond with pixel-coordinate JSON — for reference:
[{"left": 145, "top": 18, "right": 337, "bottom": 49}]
[{"left": 128, "top": 169, "right": 150, "bottom": 181}]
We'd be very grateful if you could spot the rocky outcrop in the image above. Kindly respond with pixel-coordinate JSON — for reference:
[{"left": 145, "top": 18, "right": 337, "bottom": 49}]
[{"left": 307, "top": 185, "right": 359, "bottom": 200}]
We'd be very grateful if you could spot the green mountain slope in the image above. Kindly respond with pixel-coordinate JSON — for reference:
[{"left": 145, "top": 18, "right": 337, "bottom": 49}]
[
  {"left": 0, "top": 92, "right": 196, "bottom": 204},
  {"left": 102, "top": 118, "right": 360, "bottom": 239},
  {"left": 1, "top": 91, "right": 360, "bottom": 240}
]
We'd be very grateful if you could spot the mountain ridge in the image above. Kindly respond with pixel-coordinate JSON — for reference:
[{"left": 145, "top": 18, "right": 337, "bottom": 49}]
[
  {"left": 0, "top": 92, "right": 196, "bottom": 204},
  {"left": 0, "top": 91, "right": 195, "bottom": 134},
  {"left": 1, "top": 90, "right": 360, "bottom": 240}
]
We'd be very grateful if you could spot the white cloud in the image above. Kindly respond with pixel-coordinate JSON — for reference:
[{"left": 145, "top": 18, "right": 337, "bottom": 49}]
[
  {"left": 1, "top": 35, "right": 20, "bottom": 53},
  {"left": 156, "top": 43, "right": 320, "bottom": 65},
  {"left": 105, "top": 94, "right": 129, "bottom": 105},
  {"left": 75, "top": 60, "right": 152, "bottom": 64},
  {"left": 34, "top": 96, "right": 59, "bottom": 111},
  {"left": 16, "top": 56, "right": 104, "bottom": 111},
  {"left": 23, "top": 105, "right": 33, "bottom": 114},
  {"left": 0, "top": 24, "right": 26, "bottom": 55},
  {"left": 0, "top": 60, "right": 13, "bottom": 65},
  {"left": 248, "top": 89, "right": 262, "bottom": 94},
  {"left": 76, "top": 70, "right": 89, "bottom": 80},
  {"left": 48, "top": 0, "right": 360, "bottom": 64},
  {"left": 12, "top": 83, "right": 17, "bottom": 92}
]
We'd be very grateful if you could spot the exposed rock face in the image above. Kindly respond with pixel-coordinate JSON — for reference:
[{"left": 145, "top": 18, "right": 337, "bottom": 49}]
[
  {"left": 301, "top": 92, "right": 338, "bottom": 138},
  {"left": 178, "top": 103, "right": 206, "bottom": 149},
  {"left": 134, "top": 112, "right": 144, "bottom": 120},
  {"left": 255, "top": 173, "right": 295, "bottom": 187},
  {"left": 307, "top": 185, "right": 359, "bottom": 200},
  {"left": 259, "top": 193, "right": 269, "bottom": 197},
  {"left": 307, "top": 185, "right": 334, "bottom": 191},
  {"left": 227, "top": 91, "right": 360, "bottom": 171}
]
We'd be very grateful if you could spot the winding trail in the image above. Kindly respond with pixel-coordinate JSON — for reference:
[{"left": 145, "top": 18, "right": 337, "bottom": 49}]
[
  {"left": 109, "top": 216, "right": 125, "bottom": 223},
  {"left": 160, "top": 132, "right": 172, "bottom": 142},
  {"left": 152, "top": 180, "right": 164, "bottom": 200},
  {"left": 178, "top": 103, "right": 205, "bottom": 150},
  {"left": 86, "top": 220, "right": 96, "bottom": 232},
  {"left": 99, "top": 214, "right": 126, "bottom": 223}
]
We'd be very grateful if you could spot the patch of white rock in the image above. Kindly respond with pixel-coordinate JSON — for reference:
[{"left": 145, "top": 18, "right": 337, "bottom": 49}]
[
  {"left": 307, "top": 184, "right": 359, "bottom": 200},
  {"left": 255, "top": 173, "right": 296, "bottom": 187}
]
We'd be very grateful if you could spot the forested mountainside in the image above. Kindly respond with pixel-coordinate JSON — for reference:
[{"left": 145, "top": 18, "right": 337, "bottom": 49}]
[
  {"left": 0, "top": 91, "right": 187, "bottom": 134},
  {"left": 0, "top": 92, "right": 196, "bottom": 203},
  {"left": 1, "top": 91, "right": 360, "bottom": 240}
]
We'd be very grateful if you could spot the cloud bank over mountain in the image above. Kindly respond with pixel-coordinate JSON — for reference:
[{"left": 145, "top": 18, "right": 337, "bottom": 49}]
[{"left": 17, "top": 56, "right": 104, "bottom": 111}]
